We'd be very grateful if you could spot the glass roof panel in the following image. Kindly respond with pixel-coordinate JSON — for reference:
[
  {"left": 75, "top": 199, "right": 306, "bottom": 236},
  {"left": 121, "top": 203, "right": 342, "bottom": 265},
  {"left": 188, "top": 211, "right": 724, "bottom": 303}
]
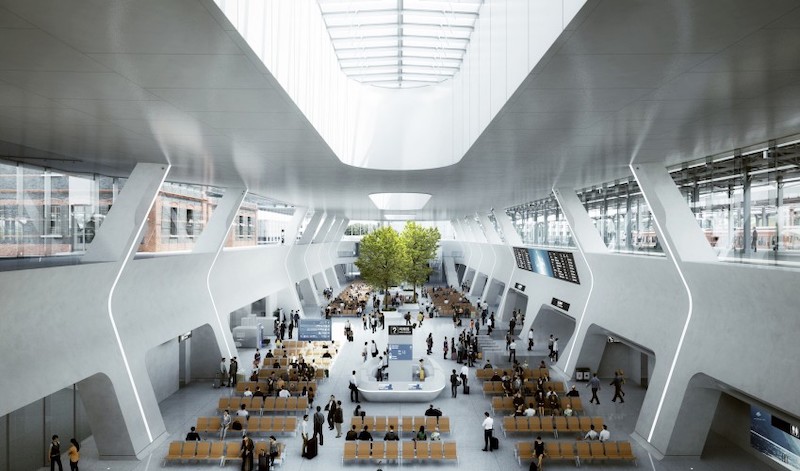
[{"left": 318, "top": 0, "right": 483, "bottom": 88}]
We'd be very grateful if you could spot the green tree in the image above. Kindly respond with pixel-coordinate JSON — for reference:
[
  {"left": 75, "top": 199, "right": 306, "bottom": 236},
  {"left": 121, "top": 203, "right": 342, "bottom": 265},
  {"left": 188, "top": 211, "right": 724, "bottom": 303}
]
[
  {"left": 401, "top": 221, "right": 441, "bottom": 302},
  {"left": 355, "top": 226, "right": 409, "bottom": 306}
]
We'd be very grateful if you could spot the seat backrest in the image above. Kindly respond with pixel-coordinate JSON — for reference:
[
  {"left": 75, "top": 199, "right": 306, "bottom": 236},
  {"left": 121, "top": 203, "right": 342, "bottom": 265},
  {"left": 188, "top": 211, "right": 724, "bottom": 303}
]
[
  {"left": 545, "top": 442, "right": 560, "bottom": 456},
  {"left": 181, "top": 441, "right": 196, "bottom": 457},
  {"left": 576, "top": 441, "right": 591, "bottom": 457},
  {"left": 560, "top": 441, "right": 576, "bottom": 457},
  {"left": 604, "top": 441, "right": 620, "bottom": 456},
  {"left": 429, "top": 441, "right": 443, "bottom": 458},
  {"left": 385, "top": 440, "right": 399, "bottom": 457},
  {"left": 262, "top": 397, "right": 276, "bottom": 410},
  {"left": 167, "top": 442, "right": 182, "bottom": 456},
  {"left": 273, "top": 416, "right": 286, "bottom": 431},
  {"left": 590, "top": 441, "right": 605, "bottom": 457},
  {"left": 208, "top": 416, "right": 221, "bottom": 429},
  {"left": 226, "top": 441, "right": 241, "bottom": 458},
  {"left": 209, "top": 441, "right": 224, "bottom": 458}
]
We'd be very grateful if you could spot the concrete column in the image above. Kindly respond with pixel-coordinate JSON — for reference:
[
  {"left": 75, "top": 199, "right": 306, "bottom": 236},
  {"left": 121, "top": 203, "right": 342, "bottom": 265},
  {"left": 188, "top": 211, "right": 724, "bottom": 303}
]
[
  {"left": 629, "top": 163, "right": 716, "bottom": 456},
  {"left": 496, "top": 211, "right": 523, "bottom": 246},
  {"left": 312, "top": 213, "right": 335, "bottom": 244},
  {"left": 83, "top": 164, "right": 169, "bottom": 263},
  {"left": 631, "top": 163, "right": 716, "bottom": 264},
  {"left": 83, "top": 163, "right": 171, "bottom": 458},
  {"left": 743, "top": 165, "right": 752, "bottom": 255},
  {"left": 478, "top": 213, "right": 503, "bottom": 244},
  {"left": 297, "top": 211, "right": 324, "bottom": 245},
  {"left": 553, "top": 188, "right": 606, "bottom": 254},
  {"left": 284, "top": 207, "right": 307, "bottom": 245},
  {"left": 194, "top": 187, "right": 247, "bottom": 359}
]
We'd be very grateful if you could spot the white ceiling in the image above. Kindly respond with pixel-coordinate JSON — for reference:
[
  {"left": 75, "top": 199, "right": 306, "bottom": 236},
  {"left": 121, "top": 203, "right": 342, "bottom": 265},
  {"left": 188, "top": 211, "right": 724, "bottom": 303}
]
[{"left": 0, "top": 0, "right": 799, "bottom": 220}]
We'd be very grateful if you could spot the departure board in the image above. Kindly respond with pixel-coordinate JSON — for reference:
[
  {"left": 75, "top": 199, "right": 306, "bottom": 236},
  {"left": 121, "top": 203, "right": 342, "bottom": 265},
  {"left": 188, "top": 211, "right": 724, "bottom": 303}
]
[
  {"left": 298, "top": 319, "right": 332, "bottom": 341},
  {"left": 512, "top": 247, "right": 580, "bottom": 285},
  {"left": 513, "top": 247, "right": 533, "bottom": 271},
  {"left": 547, "top": 251, "right": 580, "bottom": 284}
]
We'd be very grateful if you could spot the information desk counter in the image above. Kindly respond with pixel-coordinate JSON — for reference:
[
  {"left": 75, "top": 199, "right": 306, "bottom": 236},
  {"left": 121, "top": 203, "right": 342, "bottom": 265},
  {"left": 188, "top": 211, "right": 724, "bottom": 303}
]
[{"left": 356, "top": 357, "right": 445, "bottom": 402}]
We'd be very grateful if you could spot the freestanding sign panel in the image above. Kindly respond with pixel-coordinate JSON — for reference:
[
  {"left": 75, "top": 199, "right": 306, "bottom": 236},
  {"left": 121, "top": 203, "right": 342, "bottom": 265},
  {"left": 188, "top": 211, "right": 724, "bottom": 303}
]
[{"left": 387, "top": 323, "right": 415, "bottom": 381}]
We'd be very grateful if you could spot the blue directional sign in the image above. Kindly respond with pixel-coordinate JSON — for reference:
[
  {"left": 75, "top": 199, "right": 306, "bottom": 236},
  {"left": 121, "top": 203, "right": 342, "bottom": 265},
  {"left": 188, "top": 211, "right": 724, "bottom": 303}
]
[{"left": 298, "top": 319, "right": 332, "bottom": 341}]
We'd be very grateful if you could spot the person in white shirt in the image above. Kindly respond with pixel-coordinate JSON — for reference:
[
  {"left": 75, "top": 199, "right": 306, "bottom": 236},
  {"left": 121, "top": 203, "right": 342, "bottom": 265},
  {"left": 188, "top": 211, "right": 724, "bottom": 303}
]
[
  {"left": 460, "top": 364, "right": 469, "bottom": 392},
  {"left": 584, "top": 424, "right": 598, "bottom": 440},
  {"left": 243, "top": 387, "right": 253, "bottom": 397},
  {"left": 301, "top": 414, "right": 310, "bottom": 457},
  {"left": 481, "top": 412, "right": 494, "bottom": 452},
  {"left": 524, "top": 403, "right": 537, "bottom": 417},
  {"left": 278, "top": 387, "right": 291, "bottom": 398},
  {"left": 598, "top": 424, "right": 610, "bottom": 442},
  {"left": 527, "top": 328, "right": 535, "bottom": 351},
  {"left": 430, "top": 427, "right": 441, "bottom": 441}
]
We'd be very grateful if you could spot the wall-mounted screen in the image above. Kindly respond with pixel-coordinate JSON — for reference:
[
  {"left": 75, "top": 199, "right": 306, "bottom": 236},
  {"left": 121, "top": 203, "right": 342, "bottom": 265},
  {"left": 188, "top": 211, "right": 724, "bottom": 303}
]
[
  {"left": 298, "top": 319, "right": 332, "bottom": 341},
  {"left": 751, "top": 405, "right": 800, "bottom": 470},
  {"left": 513, "top": 247, "right": 580, "bottom": 284},
  {"left": 388, "top": 344, "right": 413, "bottom": 361}
]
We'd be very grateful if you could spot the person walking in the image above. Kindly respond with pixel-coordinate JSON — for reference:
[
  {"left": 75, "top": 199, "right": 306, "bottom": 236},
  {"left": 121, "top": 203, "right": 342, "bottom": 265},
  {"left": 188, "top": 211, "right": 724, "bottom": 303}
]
[
  {"left": 301, "top": 414, "right": 309, "bottom": 457},
  {"left": 334, "top": 400, "right": 344, "bottom": 437},
  {"left": 551, "top": 337, "right": 559, "bottom": 362},
  {"left": 587, "top": 373, "right": 601, "bottom": 404},
  {"left": 509, "top": 338, "right": 517, "bottom": 363},
  {"left": 349, "top": 371, "right": 360, "bottom": 402},
  {"left": 49, "top": 435, "right": 63, "bottom": 471},
  {"left": 240, "top": 433, "right": 254, "bottom": 471},
  {"left": 313, "top": 406, "right": 325, "bottom": 446},
  {"left": 426, "top": 333, "right": 434, "bottom": 355},
  {"left": 460, "top": 364, "right": 469, "bottom": 393},
  {"left": 610, "top": 373, "right": 625, "bottom": 403},
  {"left": 229, "top": 357, "right": 238, "bottom": 387},
  {"left": 450, "top": 369, "right": 459, "bottom": 398},
  {"left": 219, "top": 357, "right": 228, "bottom": 387},
  {"left": 67, "top": 438, "right": 80, "bottom": 471},
  {"left": 481, "top": 412, "right": 494, "bottom": 452},
  {"left": 527, "top": 328, "right": 534, "bottom": 351},
  {"left": 443, "top": 337, "right": 449, "bottom": 360}
]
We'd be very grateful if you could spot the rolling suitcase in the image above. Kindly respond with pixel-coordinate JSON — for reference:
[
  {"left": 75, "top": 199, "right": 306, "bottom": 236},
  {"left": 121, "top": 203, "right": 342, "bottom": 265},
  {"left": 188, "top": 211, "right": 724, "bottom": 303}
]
[
  {"left": 304, "top": 438, "right": 318, "bottom": 459},
  {"left": 258, "top": 452, "right": 270, "bottom": 471},
  {"left": 490, "top": 436, "right": 499, "bottom": 450},
  {"left": 463, "top": 385, "right": 470, "bottom": 395}
]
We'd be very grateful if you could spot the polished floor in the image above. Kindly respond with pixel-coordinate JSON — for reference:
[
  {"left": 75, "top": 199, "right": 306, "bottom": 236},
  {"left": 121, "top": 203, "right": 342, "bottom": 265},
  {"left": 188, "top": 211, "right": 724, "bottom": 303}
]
[{"left": 41, "top": 312, "right": 775, "bottom": 471}]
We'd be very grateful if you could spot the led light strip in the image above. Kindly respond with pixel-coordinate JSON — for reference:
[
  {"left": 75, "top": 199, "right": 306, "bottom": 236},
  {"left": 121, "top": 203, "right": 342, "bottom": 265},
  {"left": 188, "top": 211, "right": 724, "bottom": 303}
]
[
  {"left": 553, "top": 188, "right": 596, "bottom": 370},
  {"left": 629, "top": 164, "right": 695, "bottom": 443},
  {"left": 107, "top": 166, "right": 170, "bottom": 443}
]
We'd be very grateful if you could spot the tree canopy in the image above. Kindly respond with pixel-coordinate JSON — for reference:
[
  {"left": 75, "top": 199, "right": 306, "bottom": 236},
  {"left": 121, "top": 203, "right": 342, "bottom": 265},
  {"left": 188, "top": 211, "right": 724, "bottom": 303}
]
[
  {"left": 355, "top": 222, "right": 440, "bottom": 305},
  {"left": 355, "top": 225, "right": 409, "bottom": 305},
  {"left": 401, "top": 222, "right": 441, "bottom": 302}
]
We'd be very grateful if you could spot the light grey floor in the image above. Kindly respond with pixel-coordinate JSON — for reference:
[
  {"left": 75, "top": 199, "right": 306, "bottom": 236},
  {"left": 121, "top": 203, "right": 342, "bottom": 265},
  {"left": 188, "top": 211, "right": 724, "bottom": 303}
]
[{"left": 42, "top": 314, "right": 774, "bottom": 471}]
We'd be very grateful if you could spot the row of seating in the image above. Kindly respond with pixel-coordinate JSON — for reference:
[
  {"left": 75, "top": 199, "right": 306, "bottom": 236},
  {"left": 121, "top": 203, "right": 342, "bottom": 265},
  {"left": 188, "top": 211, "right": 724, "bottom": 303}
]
[
  {"left": 475, "top": 368, "right": 551, "bottom": 381},
  {"left": 491, "top": 396, "right": 584, "bottom": 415},
  {"left": 236, "top": 380, "right": 316, "bottom": 395},
  {"left": 502, "top": 416, "right": 604, "bottom": 438},
  {"left": 515, "top": 440, "right": 637, "bottom": 466},
  {"left": 278, "top": 340, "right": 340, "bottom": 350},
  {"left": 482, "top": 381, "right": 565, "bottom": 395},
  {"left": 342, "top": 440, "right": 458, "bottom": 464},
  {"left": 258, "top": 357, "right": 332, "bottom": 370},
  {"left": 164, "top": 440, "right": 285, "bottom": 466},
  {"left": 217, "top": 396, "right": 309, "bottom": 414},
  {"left": 196, "top": 416, "right": 298, "bottom": 436},
  {"left": 350, "top": 416, "right": 451, "bottom": 434},
  {"left": 257, "top": 367, "right": 328, "bottom": 381}
]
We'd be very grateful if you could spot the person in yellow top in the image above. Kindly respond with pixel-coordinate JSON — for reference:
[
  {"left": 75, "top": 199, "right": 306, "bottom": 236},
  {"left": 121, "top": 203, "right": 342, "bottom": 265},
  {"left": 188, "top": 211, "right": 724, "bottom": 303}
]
[
  {"left": 67, "top": 438, "right": 80, "bottom": 471},
  {"left": 418, "top": 359, "right": 426, "bottom": 381}
]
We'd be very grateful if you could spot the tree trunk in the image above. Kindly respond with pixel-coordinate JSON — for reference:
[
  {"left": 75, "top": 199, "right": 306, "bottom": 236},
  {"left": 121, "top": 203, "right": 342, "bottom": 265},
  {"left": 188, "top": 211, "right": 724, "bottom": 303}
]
[{"left": 412, "top": 283, "right": 417, "bottom": 303}]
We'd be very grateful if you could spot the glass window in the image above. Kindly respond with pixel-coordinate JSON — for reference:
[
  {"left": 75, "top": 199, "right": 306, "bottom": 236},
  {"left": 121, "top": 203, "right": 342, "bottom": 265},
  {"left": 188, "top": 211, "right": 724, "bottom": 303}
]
[{"left": 169, "top": 207, "right": 178, "bottom": 237}]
